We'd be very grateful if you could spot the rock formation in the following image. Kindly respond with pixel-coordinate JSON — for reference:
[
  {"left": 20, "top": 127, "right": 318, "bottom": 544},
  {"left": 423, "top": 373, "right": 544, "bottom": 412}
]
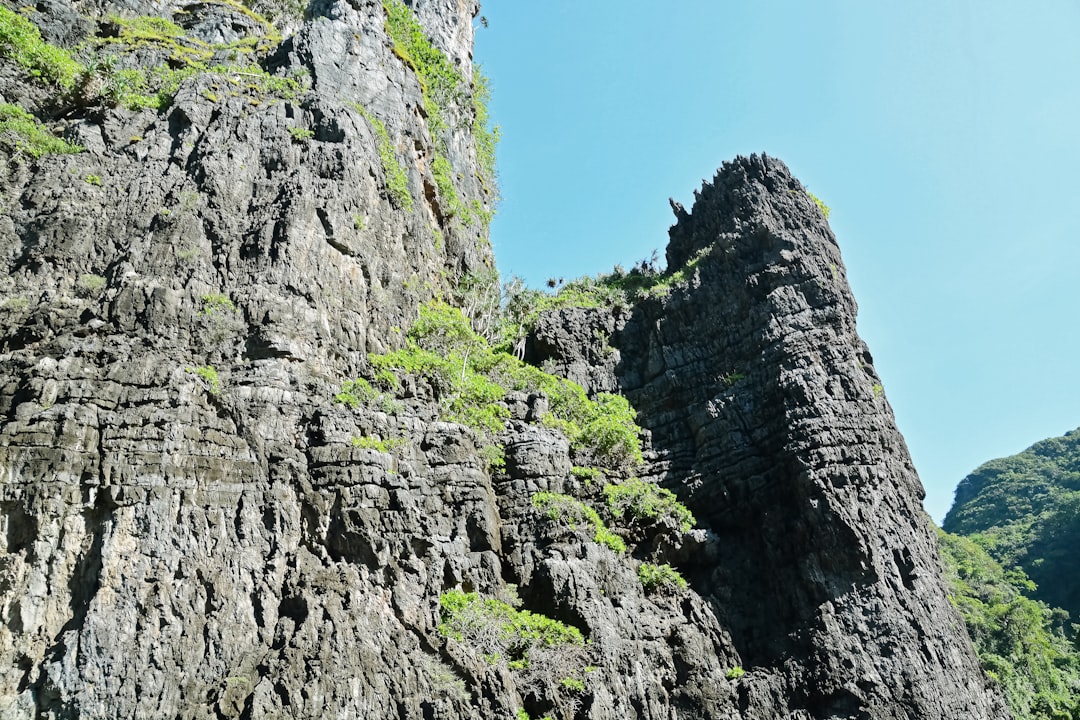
[{"left": 0, "top": 1, "right": 1010, "bottom": 718}]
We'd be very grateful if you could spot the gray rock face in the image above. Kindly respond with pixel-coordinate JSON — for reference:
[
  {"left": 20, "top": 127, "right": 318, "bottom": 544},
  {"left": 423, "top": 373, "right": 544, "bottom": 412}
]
[
  {"left": 617, "top": 155, "right": 1008, "bottom": 718},
  {"left": 0, "top": 3, "right": 1007, "bottom": 720},
  {"left": 528, "top": 156, "right": 1010, "bottom": 720}
]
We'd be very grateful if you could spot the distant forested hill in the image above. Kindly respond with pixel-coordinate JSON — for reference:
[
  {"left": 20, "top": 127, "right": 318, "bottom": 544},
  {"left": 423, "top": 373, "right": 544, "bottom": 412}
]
[
  {"left": 939, "top": 428, "right": 1080, "bottom": 719},
  {"left": 944, "top": 428, "right": 1080, "bottom": 617}
]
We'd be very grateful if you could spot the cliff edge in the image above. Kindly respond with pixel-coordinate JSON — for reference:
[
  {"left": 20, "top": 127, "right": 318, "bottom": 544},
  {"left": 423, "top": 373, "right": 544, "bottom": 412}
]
[{"left": 0, "top": 2, "right": 1008, "bottom": 718}]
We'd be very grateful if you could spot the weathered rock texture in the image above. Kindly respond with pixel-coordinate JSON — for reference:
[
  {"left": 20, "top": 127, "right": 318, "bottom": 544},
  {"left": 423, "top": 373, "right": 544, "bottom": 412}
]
[
  {"left": 0, "top": 2, "right": 1009, "bottom": 719},
  {"left": 529, "top": 156, "right": 1011, "bottom": 719}
]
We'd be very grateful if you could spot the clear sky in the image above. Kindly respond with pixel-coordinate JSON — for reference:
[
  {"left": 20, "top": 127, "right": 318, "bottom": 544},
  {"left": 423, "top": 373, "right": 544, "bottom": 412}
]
[{"left": 473, "top": 0, "right": 1080, "bottom": 522}]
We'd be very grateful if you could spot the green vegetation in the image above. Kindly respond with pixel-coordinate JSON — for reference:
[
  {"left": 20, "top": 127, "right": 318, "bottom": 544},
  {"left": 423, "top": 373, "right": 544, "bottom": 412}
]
[
  {"left": 382, "top": 0, "right": 463, "bottom": 139},
  {"left": 439, "top": 589, "right": 584, "bottom": 655},
  {"left": 479, "top": 444, "right": 505, "bottom": 472},
  {"left": 0, "top": 6, "right": 82, "bottom": 90},
  {"left": 188, "top": 365, "right": 221, "bottom": 395},
  {"left": 333, "top": 377, "right": 402, "bottom": 415},
  {"left": 351, "top": 435, "right": 405, "bottom": 453},
  {"left": 0, "top": 103, "right": 82, "bottom": 158},
  {"left": 1, "top": 6, "right": 298, "bottom": 115},
  {"left": 84, "top": 10, "right": 298, "bottom": 112},
  {"left": 84, "top": 174, "right": 101, "bottom": 186},
  {"left": 807, "top": 190, "right": 831, "bottom": 219},
  {"left": 353, "top": 104, "right": 413, "bottom": 211},
  {"left": 726, "top": 666, "right": 746, "bottom": 681},
  {"left": 940, "top": 429, "right": 1080, "bottom": 719},
  {"left": 638, "top": 563, "right": 688, "bottom": 594},
  {"left": 288, "top": 126, "right": 313, "bottom": 142},
  {"left": 472, "top": 65, "right": 500, "bottom": 194},
  {"left": 334, "top": 377, "right": 379, "bottom": 408},
  {"left": 98, "top": 9, "right": 278, "bottom": 65},
  {"left": 604, "top": 477, "right": 696, "bottom": 533},
  {"left": 438, "top": 589, "right": 591, "bottom": 704},
  {"left": 500, "top": 248, "right": 713, "bottom": 350},
  {"left": 571, "top": 466, "right": 604, "bottom": 485},
  {"left": 937, "top": 528, "right": 1080, "bottom": 720},
  {"left": 516, "top": 710, "right": 552, "bottom": 720},
  {"left": 199, "top": 293, "right": 235, "bottom": 316},
  {"left": 75, "top": 274, "right": 106, "bottom": 297},
  {"left": 369, "top": 301, "right": 642, "bottom": 471},
  {"left": 100, "top": 60, "right": 304, "bottom": 112},
  {"left": 721, "top": 371, "right": 746, "bottom": 386},
  {"left": 944, "top": 429, "right": 1080, "bottom": 619},
  {"left": 432, "top": 154, "right": 471, "bottom": 222},
  {"left": 531, "top": 492, "right": 626, "bottom": 553},
  {"left": 97, "top": 61, "right": 197, "bottom": 111},
  {"left": 381, "top": 0, "right": 499, "bottom": 225}
]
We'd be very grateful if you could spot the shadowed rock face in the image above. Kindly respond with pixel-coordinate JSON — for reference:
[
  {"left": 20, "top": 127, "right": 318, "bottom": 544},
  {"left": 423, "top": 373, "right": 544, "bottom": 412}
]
[
  {"left": 532, "top": 155, "right": 1011, "bottom": 719},
  {"left": 0, "top": 3, "right": 1007, "bottom": 720}
]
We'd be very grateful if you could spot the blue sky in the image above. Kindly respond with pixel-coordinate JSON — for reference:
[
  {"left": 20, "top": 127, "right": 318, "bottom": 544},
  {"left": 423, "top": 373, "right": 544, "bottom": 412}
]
[{"left": 473, "top": 0, "right": 1080, "bottom": 522}]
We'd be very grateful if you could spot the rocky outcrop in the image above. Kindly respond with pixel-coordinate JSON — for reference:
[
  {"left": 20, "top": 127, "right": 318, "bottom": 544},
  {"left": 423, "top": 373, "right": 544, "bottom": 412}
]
[
  {"left": 531, "top": 155, "right": 1010, "bottom": 719},
  {"left": 0, "top": 2, "right": 1008, "bottom": 719}
]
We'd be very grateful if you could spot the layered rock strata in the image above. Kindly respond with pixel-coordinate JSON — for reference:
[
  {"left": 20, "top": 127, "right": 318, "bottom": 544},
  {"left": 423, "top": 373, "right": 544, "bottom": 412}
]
[{"left": 0, "top": 2, "right": 1008, "bottom": 719}]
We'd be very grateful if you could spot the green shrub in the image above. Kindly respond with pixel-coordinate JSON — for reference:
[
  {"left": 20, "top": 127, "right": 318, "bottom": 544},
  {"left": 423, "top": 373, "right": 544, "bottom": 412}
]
[
  {"left": 438, "top": 589, "right": 584, "bottom": 664},
  {"left": 571, "top": 466, "right": 603, "bottom": 480},
  {"left": 516, "top": 710, "right": 553, "bottom": 720},
  {"left": 351, "top": 435, "right": 405, "bottom": 453},
  {"left": 0, "top": 7, "right": 84, "bottom": 90},
  {"left": 199, "top": 293, "right": 235, "bottom": 316},
  {"left": 382, "top": 0, "right": 498, "bottom": 219},
  {"left": 368, "top": 301, "right": 643, "bottom": 469},
  {"left": 334, "top": 378, "right": 401, "bottom": 415},
  {"left": 353, "top": 104, "right": 413, "bottom": 211},
  {"left": 187, "top": 365, "right": 221, "bottom": 395},
  {"left": 638, "top": 563, "right": 688, "bottom": 593},
  {"left": 807, "top": 190, "right": 831, "bottom": 219},
  {"left": 432, "top": 153, "right": 471, "bottom": 222},
  {"left": 726, "top": 666, "right": 746, "bottom": 680},
  {"left": 471, "top": 64, "right": 500, "bottom": 195},
  {"left": 75, "top": 274, "right": 106, "bottom": 297},
  {"left": 0, "top": 103, "right": 82, "bottom": 157},
  {"left": 334, "top": 378, "right": 377, "bottom": 408},
  {"left": 288, "top": 126, "right": 313, "bottom": 142},
  {"left": 604, "top": 478, "right": 695, "bottom": 533},
  {"left": 479, "top": 444, "right": 505, "bottom": 472},
  {"left": 382, "top": 0, "right": 464, "bottom": 140},
  {"left": 439, "top": 588, "right": 596, "bottom": 706},
  {"left": 501, "top": 249, "right": 717, "bottom": 346},
  {"left": 532, "top": 492, "right": 626, "bottom": 553}
]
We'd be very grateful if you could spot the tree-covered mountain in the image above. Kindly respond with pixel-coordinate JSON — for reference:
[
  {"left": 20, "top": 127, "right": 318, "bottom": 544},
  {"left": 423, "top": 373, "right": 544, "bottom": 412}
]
[
  {"left": 944, "top": 428, "right": 1080, "bottom": 619},
  {"left": 936, "top": 529, "right": 1080, "bottom": 720},
  {"left": 938, "top": 427, "right": 1080, "bottom": 720}
]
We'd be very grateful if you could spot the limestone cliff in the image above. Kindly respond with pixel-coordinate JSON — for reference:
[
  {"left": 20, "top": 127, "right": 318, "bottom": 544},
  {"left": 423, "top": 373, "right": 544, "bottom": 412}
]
[{"left": 0, "top": 2, "right": 1009, "bottom": 719}]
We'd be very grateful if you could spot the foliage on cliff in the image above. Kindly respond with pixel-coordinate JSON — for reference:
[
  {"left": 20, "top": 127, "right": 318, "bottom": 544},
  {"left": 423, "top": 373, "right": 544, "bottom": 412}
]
[
  {"left": 937, "top": 529, "right": 1080, "bottom": 720},
  {"left": 944, "top": 429, "right": 1080, "bottom": 620},
  {"left": 358, "top": 301, "right": 643, "bottom": 472}
]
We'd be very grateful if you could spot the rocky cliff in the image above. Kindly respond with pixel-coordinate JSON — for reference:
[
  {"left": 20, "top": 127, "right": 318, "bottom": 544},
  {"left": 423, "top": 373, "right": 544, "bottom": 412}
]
[{"left": 0, "top": 2, "right": 1009, "bottom": 719}]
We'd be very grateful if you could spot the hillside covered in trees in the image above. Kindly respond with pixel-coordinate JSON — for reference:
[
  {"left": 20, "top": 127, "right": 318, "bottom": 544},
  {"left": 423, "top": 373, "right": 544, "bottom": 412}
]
[{"left": 939, "top": 428, "right": 1080, "bottom": 719}]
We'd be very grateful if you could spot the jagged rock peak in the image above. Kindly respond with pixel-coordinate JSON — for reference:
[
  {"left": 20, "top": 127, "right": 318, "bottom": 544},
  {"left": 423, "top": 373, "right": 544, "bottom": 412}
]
[
  {"left": 666, "top": 153, "right": 834, "bottom": 270},
  {"left": 0, "top": 0, "right": 1012, "bottom": 716},
  {"left": 531, "top": 154, "right": 1012, "bottom": 718}
]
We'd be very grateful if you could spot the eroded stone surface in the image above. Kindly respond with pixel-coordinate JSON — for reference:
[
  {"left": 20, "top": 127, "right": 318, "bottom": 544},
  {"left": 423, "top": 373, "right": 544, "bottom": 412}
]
[{"left": 0, "top": 3, "right": 1008, "bottom": 720}]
